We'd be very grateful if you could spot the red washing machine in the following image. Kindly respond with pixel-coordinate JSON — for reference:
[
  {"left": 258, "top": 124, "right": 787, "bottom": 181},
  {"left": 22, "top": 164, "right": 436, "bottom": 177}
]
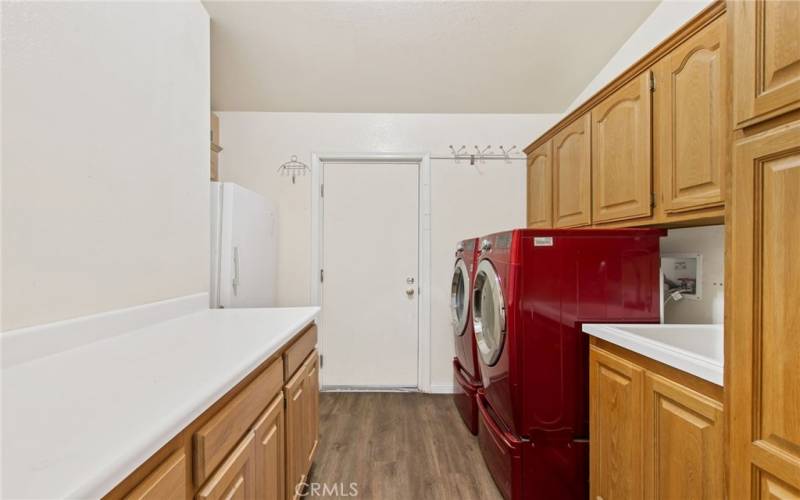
[
  {"left": 451, "top": 238, "right": 482, "bottom": 434},
  {"left": 472, "top": 228, "right": 664, "bottom": 500}
]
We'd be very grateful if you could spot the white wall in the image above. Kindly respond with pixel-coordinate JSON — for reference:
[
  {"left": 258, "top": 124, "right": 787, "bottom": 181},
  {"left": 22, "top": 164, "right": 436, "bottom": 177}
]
[
  {"left": 1, "top": 2, "right": 210, "bottom": 330},
  {"left": 217, "top": 112, "right": 561, "bottom": 389},
  {"left": 661, "top": 225, "right": 724, "bottom": 324},
  {"left": 565, "top": 0, "right": 714, "bottom": 113}
]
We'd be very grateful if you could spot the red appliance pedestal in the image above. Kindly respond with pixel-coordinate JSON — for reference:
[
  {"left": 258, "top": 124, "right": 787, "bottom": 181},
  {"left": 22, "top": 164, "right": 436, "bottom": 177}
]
[
  {"left": 453, "top": 358, "right": 481, "bottom": 435},
  {"left": 478, "top": 392, "right": 588, "bottom": 500}
]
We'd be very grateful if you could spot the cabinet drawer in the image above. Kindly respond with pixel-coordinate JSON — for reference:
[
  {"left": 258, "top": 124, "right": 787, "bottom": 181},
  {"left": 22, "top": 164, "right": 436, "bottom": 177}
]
[
  {"left": 123, "top": 450, "right": 186, "bottom": 500},
  {"left": 194, "top": 357, "right": 283, "bottom": 485},
  {"left": 283, "top": 325, "right": 317, "bottom": 381}
]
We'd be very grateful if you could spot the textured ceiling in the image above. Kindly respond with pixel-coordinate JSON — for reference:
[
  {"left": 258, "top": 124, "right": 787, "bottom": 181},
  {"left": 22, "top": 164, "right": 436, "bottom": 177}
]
[{"left": 204, "top": 1, "right": 659, "bottom": 113}]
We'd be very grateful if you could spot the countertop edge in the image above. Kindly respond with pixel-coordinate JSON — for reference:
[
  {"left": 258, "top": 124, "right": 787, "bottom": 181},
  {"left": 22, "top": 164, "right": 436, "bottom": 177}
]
[
  {"left": 6, "top": 307, "right": 321, "bottom": 500},
  {"left": 583, "top": 323, "right": 723, "bottom": 386}
]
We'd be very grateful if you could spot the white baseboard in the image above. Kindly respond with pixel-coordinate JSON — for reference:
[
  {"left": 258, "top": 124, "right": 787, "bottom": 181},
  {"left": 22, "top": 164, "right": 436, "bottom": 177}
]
[
  {"left": 2, "top": 293, "right": 209, "bottom": 367},
  {"left": 428, "top": 384, "right": 457, "bottom": 394}
]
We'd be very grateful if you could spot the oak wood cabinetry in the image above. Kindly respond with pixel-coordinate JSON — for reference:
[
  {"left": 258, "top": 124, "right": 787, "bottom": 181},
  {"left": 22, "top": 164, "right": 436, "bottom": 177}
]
[
  {"left": 728, "top": 0, "right": 800, "bottom": 497},
  {"left": 104, "top": 323, "right": 319, "bottom": 500},
  {"left": 122, "top": 451, "right": 186, "bottom": 500},
  {"left": 524, "top": 3, "right": 728, "bottom": 229},
  {"left": 553, "top": 114, "right": 592, "bottom": 228},
  {"left": 526, "top": 141, "right": 552, "bottom": 228},
  {"left": 654, "top": 15, "right": 726, "bottom": 214},
  {"left": 643, "top": 373, "right": 724, "bottom": 500},
  {"left": 196, "top": 433, "right": 257, "bottom": 500},
  {"left": 589, "top": 346, "right": 644, "bottom": 500},
  {"left": 285, "top": 351, "right": 320, "bottom": 500},
  {"left": 590, "top": 339, "right": 724, "bottom": 500},
  {"left": 728, "top": 119, "right": 800, "bottom": 499},
  {"left": 254, "top": 394, "right": 285, "bottom": 500},
  {"left": 731, "top": 0, "right": 800, "bottom": 129},
  {"left": 591, "top": 72, "right": 653, "bottom": 223}
]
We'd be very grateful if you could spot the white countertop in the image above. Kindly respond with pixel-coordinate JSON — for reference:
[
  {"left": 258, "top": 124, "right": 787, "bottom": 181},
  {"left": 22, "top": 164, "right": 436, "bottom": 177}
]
[
  {"left": 1, "top": 305, "right": 319, "bottom": 499},
  {"left": 583, "top": 323, "right": 723, "bottom": 386}
]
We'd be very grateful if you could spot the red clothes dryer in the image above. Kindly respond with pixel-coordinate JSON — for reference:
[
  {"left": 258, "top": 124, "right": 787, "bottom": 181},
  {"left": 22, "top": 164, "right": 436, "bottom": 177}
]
[
  {"left": 451, "top": 238, "right": 481, "bottom": 434},
  {"left": 472, "top": 228, "right": 664, "bottom": 500}
]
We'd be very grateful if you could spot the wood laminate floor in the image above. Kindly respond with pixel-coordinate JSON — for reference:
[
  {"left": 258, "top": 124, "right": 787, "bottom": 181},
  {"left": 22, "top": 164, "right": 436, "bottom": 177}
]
[{"left": 308, "top": 392, "right": 503, "bottom": 500}]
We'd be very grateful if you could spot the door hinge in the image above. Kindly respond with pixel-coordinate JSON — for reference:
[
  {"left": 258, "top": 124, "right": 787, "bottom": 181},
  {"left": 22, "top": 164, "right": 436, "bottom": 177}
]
[
  {"left": 320, "top": 184, "right": 324, "bottom": 197},
  {"left": 319, "top": 355, "right": 324, "bottom": 369},
  {"left": 320, "top": 269, "right": 324, "bottom": 283},
  {"left": 651, "top": 192, "right": 656, "bottom": 208},
  {"left": 649, "top": 72, "right": 656, "bottom": 92}
]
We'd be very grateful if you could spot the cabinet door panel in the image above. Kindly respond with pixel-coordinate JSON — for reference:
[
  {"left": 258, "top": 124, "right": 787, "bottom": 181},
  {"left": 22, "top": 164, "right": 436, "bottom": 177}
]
[
  {"left": 644, "top": 374, "right": 723, "bottom": 500},
  {"left": 592, "top": 72, "right": 652, "bottom": 223},
  {"left": 285, "top": 350, "right": 319, "bottom": 500},
  {"left": 733, "top": 0, "right": 800, "bottom": 127},
  {"left": 553, "top": 114, "right": 592, "bottom": 228},
  {"left": 730, "top": 120, "right": 800, "bottom": 497},
  {"left": 526, "top": 141, "right": 553, "bottom": 228},
  {"left": 254, "top": 393, "right": 285, "bottom": 500},
  {"left": 590, "top": 346, "right": 644, "bottom": 500},
  {"left": 656, "top": 16, "right": 726, "bottom": 213},
  {"left": 196, "top": 433, "right": 256, "bottom": 500}
]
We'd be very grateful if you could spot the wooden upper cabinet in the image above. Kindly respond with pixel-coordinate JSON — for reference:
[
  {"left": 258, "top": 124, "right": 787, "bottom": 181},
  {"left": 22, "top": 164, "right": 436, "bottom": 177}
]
[
  {"left": 592, "top": 72, "right": 653, "bottom": 224},
  {"left": 655, "top": 16, "right": 726, "bottom": 214},
  {"left": 733, "top": 0, "right": 800, "bottom": 128},
  {"left": 526, "top": 141, "right": 553, "bottom": 228},
  {"left": 589, "top": 346, "right": 644, "bottom": 500},
  {"left": 123, "top": 450, "right": 186, "bottom": 500},
  {"left": 730, "top": 120, "right": 800, "bottom": 499},
  {"left": 552, "top": 114, "right": 592, "bottom": 228},
  {"left": 644, "top": 374, "right": 723, "bottom": 500}
]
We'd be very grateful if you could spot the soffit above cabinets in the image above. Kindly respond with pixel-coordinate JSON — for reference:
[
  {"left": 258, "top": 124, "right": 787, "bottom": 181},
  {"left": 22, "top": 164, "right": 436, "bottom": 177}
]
[{"left": 203, "top": 1, "right": 660, "bottom": 113}]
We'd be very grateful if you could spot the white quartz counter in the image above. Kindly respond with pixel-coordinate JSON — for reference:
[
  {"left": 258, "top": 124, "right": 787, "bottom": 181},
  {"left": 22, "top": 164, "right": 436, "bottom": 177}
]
[
  {"left": 582, "top": 323, "right": 723, "bottom": 386},
  {"left": 1, "top": 305, "right": 319, "bottom": 499}
]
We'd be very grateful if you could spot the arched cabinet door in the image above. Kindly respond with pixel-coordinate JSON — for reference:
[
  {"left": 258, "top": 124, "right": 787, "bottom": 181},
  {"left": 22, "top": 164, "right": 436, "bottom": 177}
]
[
  {"left": 552, "top": 114, "right": 592, "bottom": 228},
  {"left": 526, "top": 140, "right": 553, "bottom": 228},
  {"left": 654, "top": 15, "right": 726, "bottom": 214},
  {"left": 591, "top": 72, "right": 653, "bottom": 224}
]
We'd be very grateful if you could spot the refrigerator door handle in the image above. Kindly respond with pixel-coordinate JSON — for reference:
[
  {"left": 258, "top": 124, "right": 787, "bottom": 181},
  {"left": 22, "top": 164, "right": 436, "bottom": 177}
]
[{"left": 232, "top": 246, "right": 240, "bottom": 296}]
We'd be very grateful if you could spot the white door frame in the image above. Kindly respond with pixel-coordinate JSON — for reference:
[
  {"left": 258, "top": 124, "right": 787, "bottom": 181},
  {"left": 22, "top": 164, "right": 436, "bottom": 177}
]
[{"left": 310, "top": 153, "right": 432, "bottom": 392}]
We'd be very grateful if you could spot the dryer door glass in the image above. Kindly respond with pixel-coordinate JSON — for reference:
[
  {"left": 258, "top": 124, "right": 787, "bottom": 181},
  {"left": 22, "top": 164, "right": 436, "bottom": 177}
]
[
  {"left": 451, "top": 258, "right": 470, "bottom": 336},
  {"left": 473, "top": 259, "right": 506, "bottom": 366}
]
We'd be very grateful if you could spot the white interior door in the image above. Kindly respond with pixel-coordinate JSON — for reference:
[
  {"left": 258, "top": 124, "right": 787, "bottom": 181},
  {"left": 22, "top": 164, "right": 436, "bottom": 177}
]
[{"left": 321, "top": 162, "right": 419, "bottom": 388}]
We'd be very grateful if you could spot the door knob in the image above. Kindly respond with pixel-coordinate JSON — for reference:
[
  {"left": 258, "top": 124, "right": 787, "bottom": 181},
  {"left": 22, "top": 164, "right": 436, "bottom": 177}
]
[{"left": 406, "top": 287, "right": 416, "bottom": 297}]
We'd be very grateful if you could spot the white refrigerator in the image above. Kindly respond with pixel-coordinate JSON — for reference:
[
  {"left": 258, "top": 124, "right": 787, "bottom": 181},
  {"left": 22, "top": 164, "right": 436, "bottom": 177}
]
[{"left": 210, "top": 182, "right": 278, "bottom": 308}]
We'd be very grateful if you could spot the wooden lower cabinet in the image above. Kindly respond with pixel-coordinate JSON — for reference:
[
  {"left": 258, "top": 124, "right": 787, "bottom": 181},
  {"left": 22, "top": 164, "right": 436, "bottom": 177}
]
[
  {"left": 254, "top": 393, "right": 285, "bottom": 500},
  {"left": 590, "top": 341, "right": 724, "bottom": 500},
  {"left": 123, "top": 450, "right": 186, "bottom": 500},
  {"left": 285, "top": 350, "right": 320, "bottom": 500},
  {"left": 196, "top": 433, "right": 257, "bottom": 500},
  {"left": 106, "top": 323, "right": 319, "bottom": 500},
  {"left": 589, "top": 346, "right": 644, "bottom": 500},
  {"left": 643, "top": 373, "right": 723, "bottom": 500}
]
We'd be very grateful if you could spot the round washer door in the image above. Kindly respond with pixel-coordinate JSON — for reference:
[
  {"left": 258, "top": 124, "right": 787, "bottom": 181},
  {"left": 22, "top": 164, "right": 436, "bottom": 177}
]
[
  {"left": 472, "top": 259, "right": 506, "bottom": 366},
  {"left": 450, "top": 258, "right": 470, "bottom": 336}
]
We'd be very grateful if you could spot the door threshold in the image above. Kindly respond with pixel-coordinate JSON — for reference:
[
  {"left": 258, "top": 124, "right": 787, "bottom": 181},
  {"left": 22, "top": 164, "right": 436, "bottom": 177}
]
[{"left": 321, "top": 385, "right": 419, "bottom": 393}]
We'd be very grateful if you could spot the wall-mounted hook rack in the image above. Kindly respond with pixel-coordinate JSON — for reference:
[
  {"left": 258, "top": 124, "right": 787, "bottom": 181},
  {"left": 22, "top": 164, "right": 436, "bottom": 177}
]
[{"left": 277, "top": 155, "right": 309, "bottom": 184}]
